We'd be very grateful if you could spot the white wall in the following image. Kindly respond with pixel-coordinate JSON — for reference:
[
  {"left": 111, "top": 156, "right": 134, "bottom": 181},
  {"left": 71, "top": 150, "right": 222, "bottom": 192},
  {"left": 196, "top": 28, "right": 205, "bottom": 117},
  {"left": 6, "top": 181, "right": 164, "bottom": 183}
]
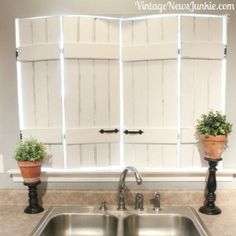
[{"left": 0, "top": 0, "right": 236, "bottom": 188}]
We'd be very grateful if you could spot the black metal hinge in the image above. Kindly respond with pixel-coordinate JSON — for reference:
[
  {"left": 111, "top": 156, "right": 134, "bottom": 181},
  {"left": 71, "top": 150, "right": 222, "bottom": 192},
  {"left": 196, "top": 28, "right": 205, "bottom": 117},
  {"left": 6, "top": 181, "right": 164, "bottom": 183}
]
[
  {"left": 16, "top": 49, "right": 19, "bottom": 59},
  {"left": 224, "top": 46, "right": 227, "bottom": 58}
]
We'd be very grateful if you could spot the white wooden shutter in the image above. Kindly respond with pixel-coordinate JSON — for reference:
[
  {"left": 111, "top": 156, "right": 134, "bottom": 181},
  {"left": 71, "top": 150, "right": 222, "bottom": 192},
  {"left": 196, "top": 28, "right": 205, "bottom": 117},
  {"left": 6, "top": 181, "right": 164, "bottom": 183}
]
[
  {"left": 180, "top": 16, "right": 225, "bottom": 168},
  {"left": 16, "top": 15, "right": 226, "bottom": 171},
  {"left": 122, "top": 17, "right": 179, "bottom": 168},
  {"left": 17, "top": 17, "right": 64, "bottom": 168},
  {"left": 63, "top": 16, "right": 120, "bottom": 168}
]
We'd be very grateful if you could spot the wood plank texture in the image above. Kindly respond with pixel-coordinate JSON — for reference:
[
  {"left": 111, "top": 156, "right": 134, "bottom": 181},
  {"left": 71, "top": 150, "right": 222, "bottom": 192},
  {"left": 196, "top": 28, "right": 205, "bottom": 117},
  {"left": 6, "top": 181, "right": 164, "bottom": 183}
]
[
  {"left": 63, "top": 16, "right": 120, "bottom": 168},
  {"left": 18, "top": 17, "right": 63, "bottom": 168},
  {"left": 17, "top": 15, "right": 225, "bottom": 171}
]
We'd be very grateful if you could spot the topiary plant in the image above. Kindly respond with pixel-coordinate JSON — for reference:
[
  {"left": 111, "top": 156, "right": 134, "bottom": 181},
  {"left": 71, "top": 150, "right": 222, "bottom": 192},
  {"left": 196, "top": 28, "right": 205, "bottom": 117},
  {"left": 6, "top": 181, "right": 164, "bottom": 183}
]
[
  {"left": 196, "top": 110, "right": 232, "bottom": 136},
  {"left": 14, "top": 137, "right": 46, "bottom": 162}
]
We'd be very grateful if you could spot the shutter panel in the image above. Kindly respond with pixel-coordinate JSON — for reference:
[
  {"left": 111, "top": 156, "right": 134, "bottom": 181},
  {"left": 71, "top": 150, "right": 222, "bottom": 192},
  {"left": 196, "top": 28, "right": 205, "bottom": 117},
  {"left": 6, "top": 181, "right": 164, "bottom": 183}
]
[
  {"left": 180, "top": 16, "right": 224, "bottom": 168},
  {"left": 122, "top": 17, "right": 178, "bottom": 168},
  {"left": 63, "top": 16, "right": 120, "bottom": 168},
  {"left": 17, "top": 17, "right": 64, "bottom": 168}
]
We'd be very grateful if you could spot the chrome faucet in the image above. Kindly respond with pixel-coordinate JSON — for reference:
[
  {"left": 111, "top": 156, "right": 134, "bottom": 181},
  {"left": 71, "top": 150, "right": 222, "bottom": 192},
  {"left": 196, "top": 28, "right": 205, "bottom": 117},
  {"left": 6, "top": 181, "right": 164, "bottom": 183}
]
[{"left": 117, "top": 166, "right": 143, "bottom": 210}]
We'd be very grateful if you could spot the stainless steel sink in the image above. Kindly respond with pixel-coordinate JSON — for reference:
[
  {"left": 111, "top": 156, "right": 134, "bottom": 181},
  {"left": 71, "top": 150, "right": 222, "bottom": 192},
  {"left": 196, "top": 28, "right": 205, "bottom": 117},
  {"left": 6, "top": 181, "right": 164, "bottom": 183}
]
[
  {"left": 32, "top": 207, "right": 118, "bottom": 236},
  {"left": 31, "top": 206, "right": 210, "bottom": 236},
  {"left": 124, "top": 214, "right": 201, "bottom": 236}
]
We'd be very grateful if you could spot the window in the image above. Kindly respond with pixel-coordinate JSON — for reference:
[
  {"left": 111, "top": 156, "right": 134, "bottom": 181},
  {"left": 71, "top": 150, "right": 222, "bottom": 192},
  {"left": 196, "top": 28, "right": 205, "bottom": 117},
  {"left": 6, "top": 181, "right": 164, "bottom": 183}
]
[{"left": 16, "top": 14, "right": 227, "bottom": 172}]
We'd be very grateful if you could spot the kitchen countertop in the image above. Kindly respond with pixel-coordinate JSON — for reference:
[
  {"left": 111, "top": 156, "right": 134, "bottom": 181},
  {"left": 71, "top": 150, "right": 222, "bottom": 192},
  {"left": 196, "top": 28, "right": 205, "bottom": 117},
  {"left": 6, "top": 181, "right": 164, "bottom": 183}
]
[{"left": 1, "top": 204, "right": 236, "bottom": 236}]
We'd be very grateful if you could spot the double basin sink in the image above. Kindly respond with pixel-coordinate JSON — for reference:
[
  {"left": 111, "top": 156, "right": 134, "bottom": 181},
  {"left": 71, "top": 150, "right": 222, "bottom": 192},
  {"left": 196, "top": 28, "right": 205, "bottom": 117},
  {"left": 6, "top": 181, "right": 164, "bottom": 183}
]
[{"left": 31, "top": 206, "right": 210, "bottom": 236}]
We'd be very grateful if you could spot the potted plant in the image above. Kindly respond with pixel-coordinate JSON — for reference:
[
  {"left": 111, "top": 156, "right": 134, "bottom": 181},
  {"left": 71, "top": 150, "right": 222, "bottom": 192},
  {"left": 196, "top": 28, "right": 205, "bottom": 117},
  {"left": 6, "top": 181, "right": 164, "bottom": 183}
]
[
  {"left": 14, "top": 137, "right": 46, "bottom": 183},
  {"left": 196, "top": 110, "right": 232, "bottom": 160}
]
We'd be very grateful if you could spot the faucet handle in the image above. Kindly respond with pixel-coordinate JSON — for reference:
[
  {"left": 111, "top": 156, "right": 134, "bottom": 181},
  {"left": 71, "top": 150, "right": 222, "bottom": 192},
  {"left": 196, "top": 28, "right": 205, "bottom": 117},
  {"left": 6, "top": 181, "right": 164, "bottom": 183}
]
[
  {"left": 135, "top": 193, "right": 144, "bottom": 210},
  {"left": 99, "top": 200, "right": 108, "bottom": 211},
  {"left": 153, "top": 192, "right": 161, "bottom": 211}
]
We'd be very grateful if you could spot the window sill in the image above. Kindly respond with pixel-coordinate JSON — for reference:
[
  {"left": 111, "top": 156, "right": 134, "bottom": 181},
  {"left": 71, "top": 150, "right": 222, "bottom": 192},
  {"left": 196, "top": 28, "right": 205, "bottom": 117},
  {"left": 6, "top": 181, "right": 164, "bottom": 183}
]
[{"left": 8, "top": 168, "right": 236, "bottom": 183}]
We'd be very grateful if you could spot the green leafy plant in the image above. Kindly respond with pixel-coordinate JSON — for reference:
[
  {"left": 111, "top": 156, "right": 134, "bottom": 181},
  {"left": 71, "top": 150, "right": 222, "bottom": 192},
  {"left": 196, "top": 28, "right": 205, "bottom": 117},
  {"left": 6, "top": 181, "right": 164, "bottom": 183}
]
[
  {"left": 196, "top": 110, "right": 232, "bottom": 136},
  {"left": 14, "top": 138, "right": 46, "bottom": 162}
]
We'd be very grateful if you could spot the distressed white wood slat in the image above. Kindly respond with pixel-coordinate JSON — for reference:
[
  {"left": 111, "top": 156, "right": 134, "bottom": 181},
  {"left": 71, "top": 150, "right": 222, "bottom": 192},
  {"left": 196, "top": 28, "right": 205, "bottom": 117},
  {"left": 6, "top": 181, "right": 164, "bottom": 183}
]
[
  {"left": 64, "top": 60, "right": 79, "bottom": 128},
  {"left": 18, "top": 17, "right": 63, "bottom": 170},
  {"left": 208, "top": 60, "right": 222, "bottom": 110},
  {"left": 22, "top": 128, "right": 62, "bottom": 143},
  {"left": 67, "top": 145, "right": 81, "bottom": 169},
  {"left": 32, "top": 18, "right": 47, "bottom": 44},
  {"left": 64, "top": 43, "right": 119, "bottom": 59},
  {"left": 162, "top": 17, "right": 178, "bottom": 42},
  {"left": 68, "top": 59, "right": 94, "bottom": 167},
  {"left": 209, "top": 18, "right": 222, "bottom": 42},
  {"left": 110, "top": 143, "right": 120, "bottom": 166},
  {"left": 182, "top": 16, "right": 223, "bottom": 43},
  {"left": 124, "top": 144, "right": 134, "bottom": 166},
  {"left": 147, "top": 18, "right": 162, "bottom": 43},
  {"left": 180, "top": 59, "right": 222, "bottom": 142},
  {"left": 180, "top": 60, "right": 207, "bottom": 167},
  {"left": 122, "top": 21, "right": 132, "bottom": 45},
  {"left": 96, "top": 144, "right": 110, "bottom": 166},
  {"left": 162, "top": 59, "right": 178, "bottom": 165},
  {"left": 133, "top": 61, "right": 147, "bottom": 127},
  {"left": 133, "top": 20, "right": 147, "bottom": 44},
  {"left": 63, "top": 17, "right": 96, "bottom": 169},
  {"left": 181, "top": 129, "right": 196, "bottom": 143},
  {"left": 34, "top": 61, "right": 48, "bottom": 127},
  {"left": 124, "top": 128, "right": 177, "bottom": 144},
  {"left": 180, "top": 145, "right": 193, "bottom": 168},
  {"left": 148, "top": 145, "right": 162, "bottom": 168},
  {"left": 47, "top": 16, "right": 61, "bottom": 43},
  {"left": 180, "top": 58, "right": 223, "bottom": 168},
  {"left": 63, "top": 16, "right": 79, "bottom": 42},
  {"left": 18, "top": 19, "right": 32, "bottom": 46},
  {"left": 108, "top": 20, "right": 119, "bottom": 44},
  {"left": 80, "top": 144, "right": 95, "bottom": 167},
  {"left": 79, "top": 60, "right": 94, "bottom": 127},
  {"left": 66, "top": 128, "right": 119, "bottom": 144},
  {"left": 122, "top": 44, "right": 177, "bottom": 61},
  {"left": 47, "top": 61, "right": 62, "bottom": 128},
  {"left": 181, "top": 43, "right": 224, "bottom": 59},
  {"left": 181, "top": 60, "right": 194, "bottom": 128},
  {"left": 148, "top": 61, "right": 163, "bottom": 127},
  {"left": 163, "top": 60, "right": 178, "bottom": 127},
  {"left": 163, "top": 145, "right": 178, "bottom": 168},
  {"left": 18, "top": 44, "right": 60, "bottom": 61},
  {"left": 194, "top": 60, "right": 209, "bottom": 119},
  {"left": 50, "top": 145, "right": 64, "bottom": 168},
  {"left": 18, "top": 17, "right": 61, "bottom": 61},
  {"left": 43, "top": 145, "right": 52, "bottom": 168},
  {"left": 21, "top": 62, "right": 35, "bottom": 128},
  {"left": 94, "top": 60, "right": 109, "bottom": 127},
  {"left": 95, "top": 18, "right": 109, "bottom": 43},
  {"left": 109, "top": 61, "right": 120, "bottom": 127},
  {"left": 193, "top": 144, "right": 204, "bottom": 167},
  {"left": 194, "top": 17, "right": 209, "bottom": 42},
  {"left": 123, "top": 62, "right": 133, "bottom": 128},
  {"left": 79, "top": 17, "right": 94, "bottom": 42},
  {"left": 181, "top": 16, "right": 194, "bottom": 42},
  {"left": 43, "top": 145, "right": 53, "bottom": 168},
  {"left": 133, "top": 144, "right": 148, "bottom": 168}
]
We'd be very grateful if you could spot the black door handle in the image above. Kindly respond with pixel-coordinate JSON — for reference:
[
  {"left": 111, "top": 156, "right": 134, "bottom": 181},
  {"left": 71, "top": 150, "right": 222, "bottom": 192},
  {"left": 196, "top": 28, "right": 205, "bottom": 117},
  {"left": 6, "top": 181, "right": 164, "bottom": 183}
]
[
  {"left": 124, "top": 129, "right": 144, "bottom": 135},
  {"left": 99, "top": 129, "right": 119, "bottom": 134}
]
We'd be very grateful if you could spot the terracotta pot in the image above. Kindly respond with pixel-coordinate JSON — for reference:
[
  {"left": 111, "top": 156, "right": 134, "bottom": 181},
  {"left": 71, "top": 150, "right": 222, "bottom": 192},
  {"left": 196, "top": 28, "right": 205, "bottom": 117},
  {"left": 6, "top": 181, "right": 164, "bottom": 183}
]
[
  {"left": 201, "top": 135, "right": 227, "bottom": 160},
  {"left": 17, "top": 161, "right": 42, "bottom": 183}
]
